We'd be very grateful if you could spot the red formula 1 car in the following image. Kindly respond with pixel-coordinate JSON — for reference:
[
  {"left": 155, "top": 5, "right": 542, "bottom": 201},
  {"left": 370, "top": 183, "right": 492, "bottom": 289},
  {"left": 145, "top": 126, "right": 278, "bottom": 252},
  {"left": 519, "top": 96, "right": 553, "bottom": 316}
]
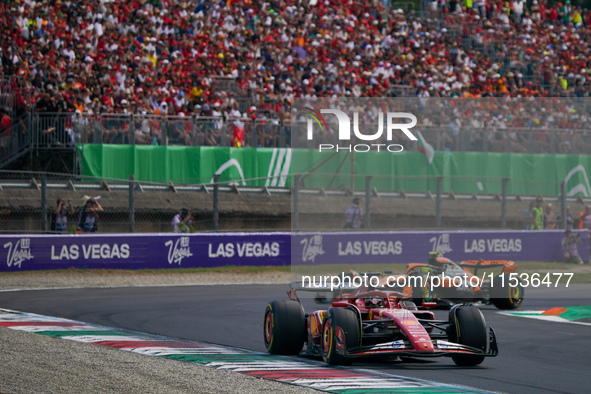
[
  {"left": 264, "top": 284, "right": 498, "bottom": 366},
  {"left": 384, "top": 253, "right": 524, "bottom": 310}
]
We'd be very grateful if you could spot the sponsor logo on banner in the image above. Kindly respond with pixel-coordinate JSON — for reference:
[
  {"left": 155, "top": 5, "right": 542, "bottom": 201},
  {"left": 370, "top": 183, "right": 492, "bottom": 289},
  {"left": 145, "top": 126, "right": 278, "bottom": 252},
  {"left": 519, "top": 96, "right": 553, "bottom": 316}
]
[
  {"left": 338, "top": 240, "right": 402, "bottom": 256},
  {"left": 301, "top": 235, "right": 325, "bottom": 263},
  {"left": 165, "top": 237, "right": 193, "bottom": 265},
  {"left": 210, "top": 159, "right": 247, "bottom": 186},
  {"left": 430, "top": 234, "right": 452, "bottom": 254},
  {"left": 50, "top": 243, "right": 130, "bottom": 260},
  {"left": 464, "top": 238, "right": 522, "bottom": 253},
  {"left": 4, "top": 238, "right": 33, "bottom": 268},
  {"left": 265, "top": 148, "right": 291, "bottom": 187},
  {"left": 211, "top": 149, "right": 292, "bottom": 188},
  {"left": 565, "top": 165, "right": 591, "bottom": 197},
  {"left": 208, "top": 242, "right": 280, "bottom": 258}
]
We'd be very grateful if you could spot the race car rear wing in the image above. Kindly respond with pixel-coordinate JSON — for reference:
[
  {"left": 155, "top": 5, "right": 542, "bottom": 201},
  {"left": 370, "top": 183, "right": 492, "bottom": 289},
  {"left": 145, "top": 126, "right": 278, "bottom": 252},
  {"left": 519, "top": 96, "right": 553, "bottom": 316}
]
[
  {"left": 287, "top": 281, "right": 354, "bottom": 303},
  {"left": 459, "top": 259, "right": 517, "bottom": 274}
]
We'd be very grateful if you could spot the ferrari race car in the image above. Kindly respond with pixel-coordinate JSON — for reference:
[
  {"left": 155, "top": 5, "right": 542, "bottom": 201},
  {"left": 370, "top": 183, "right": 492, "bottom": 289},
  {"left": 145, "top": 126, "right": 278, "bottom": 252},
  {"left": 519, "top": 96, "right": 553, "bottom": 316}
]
[
  {"left": 264, "top": 284, "right": 498, "bottom": 366},
  {"left": 389, "top": 253, "right": 525, "bottom": 310}
]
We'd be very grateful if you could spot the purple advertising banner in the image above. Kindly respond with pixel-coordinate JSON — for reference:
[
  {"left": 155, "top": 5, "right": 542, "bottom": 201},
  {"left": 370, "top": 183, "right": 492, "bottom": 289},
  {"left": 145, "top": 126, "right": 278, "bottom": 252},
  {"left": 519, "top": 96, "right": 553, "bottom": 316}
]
[
  {"left": 0, "top": 233, "right": 291, "bottom": 272},
  {"left": 294, "top": 230, "right": 590, "bottom": 265},
  {"left": 1, "top": 230, "right": 587, "bottom": 272}
]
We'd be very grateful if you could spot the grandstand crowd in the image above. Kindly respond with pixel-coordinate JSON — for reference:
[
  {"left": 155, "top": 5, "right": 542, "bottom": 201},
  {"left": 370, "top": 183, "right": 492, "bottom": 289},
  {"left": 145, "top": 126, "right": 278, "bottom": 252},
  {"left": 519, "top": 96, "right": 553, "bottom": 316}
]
[
  {"left": 1, "top": 0, "right": 591, "bottom": 152},
  {"left": 3, "top": 0, "right": 591, "bottom": 113}
]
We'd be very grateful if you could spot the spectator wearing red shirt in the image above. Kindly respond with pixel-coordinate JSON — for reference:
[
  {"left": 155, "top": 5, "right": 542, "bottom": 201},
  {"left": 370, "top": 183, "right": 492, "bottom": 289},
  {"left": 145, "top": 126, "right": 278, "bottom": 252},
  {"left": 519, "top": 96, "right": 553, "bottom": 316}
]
[{"left": 0, "top": 109, "right": 12, "bottom": 158}]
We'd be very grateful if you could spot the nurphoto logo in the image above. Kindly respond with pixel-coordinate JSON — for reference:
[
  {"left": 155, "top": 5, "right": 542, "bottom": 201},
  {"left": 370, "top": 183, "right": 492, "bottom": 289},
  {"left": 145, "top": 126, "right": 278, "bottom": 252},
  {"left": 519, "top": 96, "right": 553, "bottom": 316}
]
[{"left": 301, "top": 107, "right": 417, "bottom": 152}]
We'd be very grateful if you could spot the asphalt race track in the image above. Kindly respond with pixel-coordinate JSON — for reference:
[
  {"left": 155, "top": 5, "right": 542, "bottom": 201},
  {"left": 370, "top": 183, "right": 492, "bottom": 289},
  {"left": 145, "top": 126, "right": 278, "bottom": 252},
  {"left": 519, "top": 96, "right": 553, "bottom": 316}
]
[{"left": 1, "top": 284, "right": 589, "bottom": 394}]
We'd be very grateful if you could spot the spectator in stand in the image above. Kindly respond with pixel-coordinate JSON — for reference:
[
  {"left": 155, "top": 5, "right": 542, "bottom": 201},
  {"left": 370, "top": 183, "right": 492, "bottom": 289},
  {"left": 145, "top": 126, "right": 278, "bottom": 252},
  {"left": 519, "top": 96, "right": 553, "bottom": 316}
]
[
  {"left": 0, "top": 108, "right": 12, "bottom": 158},
  {"left": 513, "top": 0, "right": 525, "bottom": 22},
  {"left": 573, "top": 7, "right": 583, "bottom": 28},
  {"left": 559, "top": 1, "right": 572, "bottom": 25},
  {"left": 474, "top": 0, "right": 486, "bottom": 18},
  {"left": 4, "top": 0, "right": 591, "bottom": 151}
]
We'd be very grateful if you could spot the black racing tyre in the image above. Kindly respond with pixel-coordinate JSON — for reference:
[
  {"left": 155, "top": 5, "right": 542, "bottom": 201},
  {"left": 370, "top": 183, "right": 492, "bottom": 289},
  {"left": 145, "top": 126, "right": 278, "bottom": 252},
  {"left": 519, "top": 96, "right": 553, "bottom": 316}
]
[
  {"left": 321, "top": 307, "right": 360, "bottom": 365},
  {"left": 264, "top": 300, "right": 306, "bottom": 355},
  {"left": 450, "top": 306, "right": 488, "bottom": 366},
  {"left": 490, "top": 274, "right": 524, "bottom": 310}
]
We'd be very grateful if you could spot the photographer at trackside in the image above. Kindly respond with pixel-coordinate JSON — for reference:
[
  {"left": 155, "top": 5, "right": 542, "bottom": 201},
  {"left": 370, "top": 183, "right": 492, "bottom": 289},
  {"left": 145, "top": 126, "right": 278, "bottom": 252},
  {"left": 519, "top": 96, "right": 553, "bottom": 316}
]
[
  {"left": 172, "top": 208, "right": 193, "bottom": 233},
  {"left": 51, "top": 198, "right": 75, "bottom": 233},
  {"left": 562, "top": 229, "right": 583, "bottom": 265},
  {"left": 77, "top": 197, "right": 103, "bottom": 233}
]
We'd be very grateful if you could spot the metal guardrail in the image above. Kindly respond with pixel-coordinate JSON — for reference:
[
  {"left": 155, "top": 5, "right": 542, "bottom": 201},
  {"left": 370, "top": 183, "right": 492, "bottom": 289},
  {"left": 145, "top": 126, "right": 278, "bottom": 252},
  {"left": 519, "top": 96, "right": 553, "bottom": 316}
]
[
  {"left": 289, "top": 120, "right": 591, "bottom": 155},
  {"left": 0, "top": 172, "right": 586, "bottom": 233},
  {"left": 0, "top": 179, "right": 291, "bottom": 195},
  {"left": 3, "top": 110, "right": 591, "bottom": 171},
  {"left": 2, "top": 178, "right": 588, "bottom": 204},
  {"left": 27, "top": 113, "right": 289, "bottom": 149}
]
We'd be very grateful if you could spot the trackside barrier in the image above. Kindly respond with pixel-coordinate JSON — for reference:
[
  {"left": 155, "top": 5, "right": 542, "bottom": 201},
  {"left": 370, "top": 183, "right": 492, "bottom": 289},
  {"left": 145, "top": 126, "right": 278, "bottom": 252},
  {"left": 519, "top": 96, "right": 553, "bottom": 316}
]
[
  {"left": 292, "top": 230, "right": 590, "bottom": 265},
  {"left": 1, "top": 230, "right": 587, "bottom": 272},
  {"left": 0, "top": 233, "right": 290, "bottom": 272}
]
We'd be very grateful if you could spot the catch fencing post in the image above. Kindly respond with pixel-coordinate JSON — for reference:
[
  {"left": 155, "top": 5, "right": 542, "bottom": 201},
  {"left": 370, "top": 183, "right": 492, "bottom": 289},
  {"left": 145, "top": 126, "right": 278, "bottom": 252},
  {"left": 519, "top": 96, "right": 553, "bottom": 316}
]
[
  {"left": 293, "top": 175, "right": 300, "bottom": 230},
  {"left": 129, "top": 115, "right": 135, "bottom": 145},
  {"left": 221, "top": 122, "right": 227, "bottom": 146},
  {"left": 365, "top": 176, "right": 372, "bottom": 229},
  {"left": 252, "top": 122, "right": 258, "bottom": 147},
  {"left": 279, "top": 122, "right": 286, "bottom": 147},
  {"left": 41, "top": 175, "right": 47, "bottom": 232},
  {"left": 160, "top": 117, "right": 168, "bottom": 145},
  {"left": 501, "top": 178, "right": 508, "bottom": 228},
  {"left": 129, "top": 175, "right": 135, "bottom": 233},
  {"left": 561, "top": 181, "right": 567, "bottom": 230},
  {"left": 191, "top": 120, "right": 198, "bottom": 146},
  {"left": 213, "top": 174, "right": 219, "bottom": 230},
  {"left": 435, "top": 176, "right": 442, "bottom": 229}
]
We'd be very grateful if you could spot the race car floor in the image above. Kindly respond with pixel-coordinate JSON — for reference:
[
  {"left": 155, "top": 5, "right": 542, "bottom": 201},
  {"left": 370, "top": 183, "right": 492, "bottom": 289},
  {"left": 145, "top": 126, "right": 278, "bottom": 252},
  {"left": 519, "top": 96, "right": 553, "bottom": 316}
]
[{"left": 1, "top": 284, "right": 590, "bottom": 393}]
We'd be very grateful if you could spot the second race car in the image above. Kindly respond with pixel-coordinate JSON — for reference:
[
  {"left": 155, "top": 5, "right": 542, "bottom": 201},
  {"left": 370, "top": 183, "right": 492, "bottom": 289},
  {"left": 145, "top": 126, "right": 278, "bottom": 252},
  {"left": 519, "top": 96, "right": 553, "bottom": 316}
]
[{"left": 387, "top": 253, "right": 525, "bottom": 310}]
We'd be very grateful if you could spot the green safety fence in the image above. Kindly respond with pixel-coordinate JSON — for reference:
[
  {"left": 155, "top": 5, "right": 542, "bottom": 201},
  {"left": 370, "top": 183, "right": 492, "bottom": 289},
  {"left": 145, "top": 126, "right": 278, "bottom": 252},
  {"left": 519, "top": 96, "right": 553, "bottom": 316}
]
[{"left": 78, "top": 144, "right": 591, "bottom": 196}]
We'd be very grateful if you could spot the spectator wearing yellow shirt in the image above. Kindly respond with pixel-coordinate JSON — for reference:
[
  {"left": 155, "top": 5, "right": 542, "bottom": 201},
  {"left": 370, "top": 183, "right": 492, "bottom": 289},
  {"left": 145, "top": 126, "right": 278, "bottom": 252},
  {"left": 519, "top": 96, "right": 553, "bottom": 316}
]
[
  {"left": 532, "top": 198, "right": 545, "bottom": 230},
  {"left": 190, "top": 86, "right": 204, "bottom": 102},
  {"left": 573, "top": 7, "right": 583, "bottom": 28}
]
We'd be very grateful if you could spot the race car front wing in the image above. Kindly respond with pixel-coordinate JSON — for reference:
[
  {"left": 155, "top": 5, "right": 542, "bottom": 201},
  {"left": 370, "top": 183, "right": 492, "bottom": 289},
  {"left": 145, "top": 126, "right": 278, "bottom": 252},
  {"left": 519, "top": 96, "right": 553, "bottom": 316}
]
[{"left": 342, "top": 327, "right": 498, "bottom": 358}]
